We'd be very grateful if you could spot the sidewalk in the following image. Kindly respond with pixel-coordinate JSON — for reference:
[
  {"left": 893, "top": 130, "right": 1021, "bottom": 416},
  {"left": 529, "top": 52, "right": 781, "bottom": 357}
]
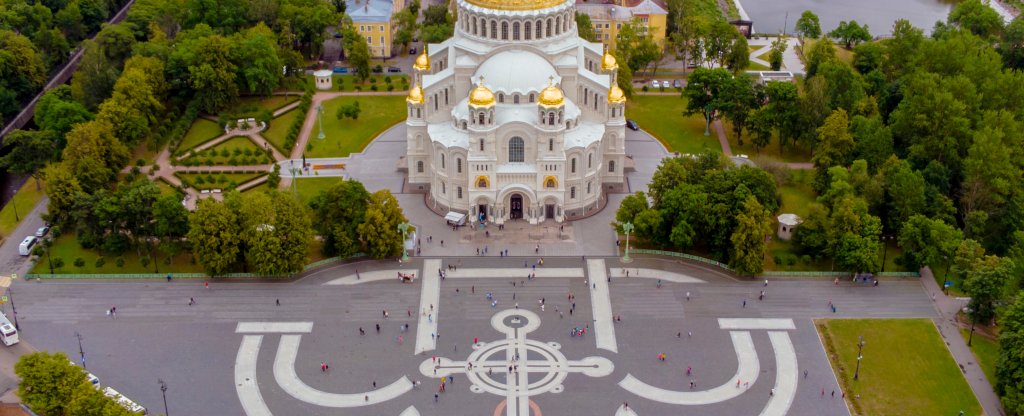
[{"left": 920, "top": 266, "right": 1004, "bottom": 416}]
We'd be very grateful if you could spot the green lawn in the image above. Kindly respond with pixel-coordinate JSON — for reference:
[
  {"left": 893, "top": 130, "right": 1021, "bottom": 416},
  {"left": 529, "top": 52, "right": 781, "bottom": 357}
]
[
  {"left": 818, "top": 319, "right": 981, "bottom": 416},
  {"left": 175, "top": 172, "right": 266, "bottom": 190},
  {"left": 960, "top": 328, "right": 999, "bottom": 385},
  {"left": 778, "top": 170, "right": 816, "bottom": 218},
  {"left": 178, "top": 119, "right": 224, "bottom": 153},
  {"left": 306, "top": 96, "right": 405, "bottom": 158},
  {"left": 181, "top": 137, "right": 272, "bottom": 166},
  {"left": 308, "top": 74, "right": 409, "bottom": 92},
  {"left": 263, "top": 109, "right": 301, "bottom": 154},
  {"left": 800, "top": 38, "right": 854, "bottom": 65},
  {"left": 153, "top": 177, "right": 182, "bottom": 197},
  {"left": 723, "top": 121, "right": 814, "bottom": 163},
  {"left": 227, "top": 95, "right": 299, "bottom": 114},
  {"left": 0, "top": 179, "right": 46, "bottom": 241},
  {"left": 625, "top": 95, "right": 722, "bottom": 154},
  {"left": 293, "top": 177, "right": 343, "bottom": 203},
  {"left": 31, "top": 232, "right": 205, "bottom": 275},
  {"left": 765, "top": 239, "right": 832, "bottom": 271}
]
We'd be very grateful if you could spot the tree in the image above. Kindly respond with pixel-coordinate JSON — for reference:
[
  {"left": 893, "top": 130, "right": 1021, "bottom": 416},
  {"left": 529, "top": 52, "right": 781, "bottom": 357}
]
[
  {"left": 1001, "top": 17, "right": 1024, "bottom": 70},
  {"left": 357, "top": 190, "right": 407, "bottom": 259},
  {"left": 717, "top": 73, "right": 758, "bottom": 145},
  {"left": 241, "top": 192, "right": 313, "bottom": 275},
  {"left": 188, "top": 198, "right": 242, "bottom": 275},
  {"left": 42, "top": 163, "right": 83, "bottom": 224},
  {"left": 681, "top": 67, "right": 732, "bottom": 129},
  {"left": 576, "top": 12, "right": 597, "bottom": 42},
  {"left": 897, "top": 214, "right": 963, "bottom": 270},
  {"left": 336, "top": 100, "right": 361, "bottom": 120},
  {"left": 0, "top": 130, "right": 60, "bottom": 190},
  {"left": 153, "top": 194, "right": 189, "bottom": 241},
  {"left": 419, "top": 4, "right": 453, "bottom": 43},
  {"left": 949, "top": 0, "right": 1004, "bottom": 39},
  {"left": 725, "top": 35, "right": 749, "bottom": 73},
  {"left": 392, "top": 8, "right": 417, "bottom": 52},
  {"left": 60, "top": 120, "right": 130, "bottom": 192},
  {"left": 795, "top": 10, "right": 822, "bottom": 39},
  {"left": 34, "top": 85, "right": 94, "bottom": 139},
  {"left": 804, "top": 36, "right": 835, "bottom": 77},
  {"left": 818, "top": 61, "right": 866, "bottom": 113},
  {"left": 230, "top": 23, "right": 282, "bottom": 96},
  {"left": 812, "top": 109, "right": 855, "bottom": 192},
  {"left": 267, "top": 164, "right": 281, "bottom": 189},
  {"left": 793, "top": 203, "right": 830, "bottom": 256},
  {"left": 964, "top": 255, "right": 1014, "bottom": 325},
  {"left": 55, "top": 0, "right": 87, "bottom": 41},
  {"left": 852, "top": 41, "right": 884, "bottom": 74},
  {"left": 615, "top": 192, "right": 650, "bottom": 232},
  {"left": 70, "top": 39, "right": 120, "bottom": 110},
  {"left": 188, "top": 34, "right": 239, "bottom": 112},
  {"left": 700, "top": 19, "right": 741, "bottom": 69},
  {"left": 768, "top": 35, "right": 786, "bottom": 71},
  {"left": 730, "top": 196, "right": 771, "bottom": 276},
  {"left": 0, "top": 29, "right": 48, "bottom": 116},
  {"left": 310, "top": 179, "right": 370, "bottom": 256},
  {"left": 829, "top": 20, "right": 872, "bottom": 49},
  {"left": 15, "top": 352, "right": 135, "bottom": 416},
  {"left": 761, "top": 81, "right": 801, "bottom": 153},
  {"left": 616, "top": 19, "right": 662, "bottom": 74},
  {"left": 850, "top": 115, "right": 893, "bottom": 171},
  {"left": 342, "top": 24, "right": 371, "bottom": 82},
  {"left": 996, "top": 294, "right": 1024, "bottom": 415},
  {"left": 33, "top": 28, "right": 70, "bottom": 69}
]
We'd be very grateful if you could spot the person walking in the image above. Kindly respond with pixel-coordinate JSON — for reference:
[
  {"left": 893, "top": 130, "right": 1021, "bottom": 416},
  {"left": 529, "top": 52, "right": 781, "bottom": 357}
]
[
  {"left": 276, "top": 299, "right": 280, "bottom": 306},
  {"left": 375, "top": 324, "right": 381, "bottom": 333},
  {"left": 205, "top": 281, "right": 209, "bottom": 289},
  {"left": 742, "top": 299, "right": 747, "bottom": 308}
]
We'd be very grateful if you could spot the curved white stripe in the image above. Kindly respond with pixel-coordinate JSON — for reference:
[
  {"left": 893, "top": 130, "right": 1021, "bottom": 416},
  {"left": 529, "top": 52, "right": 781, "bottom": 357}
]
[
  {"left": 760, "top": 331, "right": 798, "bottom": 416},
  {"left": 235, "top": 335, "right": 273, "bottom": 416},
  {"left": 618, "top": 331, "right": 759, "bottom": 405},
  {"left": 615, "top": 404, "right": 638, "bottom": 416},
  {"left": 399, "top": 406, "right": 421, "bottom": 416},
  {"left": 273, "top": 335, "right": 412, "bottom": 407}
]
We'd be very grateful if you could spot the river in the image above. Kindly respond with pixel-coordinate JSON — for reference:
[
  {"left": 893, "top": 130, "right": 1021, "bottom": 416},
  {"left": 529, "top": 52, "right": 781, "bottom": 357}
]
[{"left": 740, "top": 0, "right": 958, "bottom": 36}]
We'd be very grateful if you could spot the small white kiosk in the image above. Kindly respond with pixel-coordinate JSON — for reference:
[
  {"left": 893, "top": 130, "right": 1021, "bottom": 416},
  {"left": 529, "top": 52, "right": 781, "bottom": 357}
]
[
  {"left": 313, "top": 69, "right": 333, "bottom": 90},
  {"left": 777, "top": 213, "right": 803, "bottom": 241}
]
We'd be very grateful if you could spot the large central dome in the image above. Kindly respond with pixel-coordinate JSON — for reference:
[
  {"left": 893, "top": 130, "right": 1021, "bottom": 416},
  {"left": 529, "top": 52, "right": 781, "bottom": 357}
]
[
  {"left": 473, "top": 50, "right": 557, "bottom": 94},
  {"left": 464, "top": 0, "right": 566, "bottom": 11}
]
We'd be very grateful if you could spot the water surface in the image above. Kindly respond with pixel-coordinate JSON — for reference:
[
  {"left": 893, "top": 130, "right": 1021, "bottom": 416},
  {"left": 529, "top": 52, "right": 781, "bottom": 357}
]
[{"left": 741, "top": 0, "right": 957, "bottom": 35}]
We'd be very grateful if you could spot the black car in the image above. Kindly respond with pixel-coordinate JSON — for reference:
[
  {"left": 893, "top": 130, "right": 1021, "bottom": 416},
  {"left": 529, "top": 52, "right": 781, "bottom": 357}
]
[
  {"left": 388, "top": 66, "right": 401, "bottom": 73},
  {"left": 626, "top": 119, "right": 639, "bottom": 131},
  {"left": 409, "top": 47, "right": 417, "bottom": 55}
]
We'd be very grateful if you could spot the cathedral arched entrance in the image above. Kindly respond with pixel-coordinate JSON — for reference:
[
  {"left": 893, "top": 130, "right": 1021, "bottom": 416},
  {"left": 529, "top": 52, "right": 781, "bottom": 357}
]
[{"left": 510, "top": 194, "right": 524, "bottom": 220}]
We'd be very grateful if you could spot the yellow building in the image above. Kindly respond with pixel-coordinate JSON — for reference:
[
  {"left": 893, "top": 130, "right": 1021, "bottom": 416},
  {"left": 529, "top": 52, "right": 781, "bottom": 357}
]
[
  {"left": 576, "top": 0, "right": 667, "bottom": 50},
  {"left": 347, "top": 0, "right": 404, "bottom": 58}
]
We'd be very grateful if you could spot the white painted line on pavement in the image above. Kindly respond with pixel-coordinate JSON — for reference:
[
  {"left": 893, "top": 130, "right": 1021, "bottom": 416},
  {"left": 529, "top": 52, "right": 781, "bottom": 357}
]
[
  {"left": 236, "top": 322, "right": 313, "bottom": 333},
  {"left": 235, "top": 335, "right": 272, "bottom": 416},
  {"left": 444, "top": 267, "right": 583, "bottom": 278},
  {"left": 587, "top": 259, "right": 618, "bottom": 353},
  {"left": 416, "top": 259, "right": 441, "bottom": 354},
  {"left": 273, "top": 335, "right": 412, "bottom": 406},
  {"left": 619, "top": 331, "right": 759, "bottom": 405},
  {"left": 608, "top": 268, "right": 705, "bottom": 283},
  {"left": 718, "top": 318, "right": 796, "bottom": 330},
  {"left": 760, "top": 331, "right": 798, "bottom": 416},
  {"left": 323, "top": 269, "right": 418, "bottom": 285},
  {"left": 615, "top": 404, "right": 638, "bottom": 416},
  {"left": 399, "top": 406, "right": 421, "bottom": 416}
]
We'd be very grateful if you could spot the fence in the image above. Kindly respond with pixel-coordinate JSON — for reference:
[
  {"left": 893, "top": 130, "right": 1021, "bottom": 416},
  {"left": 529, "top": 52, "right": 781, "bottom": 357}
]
[
  {"left": 25, "top": 253, "right": 367, "bottom": 280},
  {"left": 626, "top": 248, "right": 920, "bottom": 278}
]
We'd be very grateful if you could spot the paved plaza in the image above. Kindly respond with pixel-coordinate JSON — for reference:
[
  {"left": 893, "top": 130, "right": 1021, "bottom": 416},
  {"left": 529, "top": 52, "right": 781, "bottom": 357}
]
[{"left": 7, "top": 256, "right": 939, "bottom": 415}]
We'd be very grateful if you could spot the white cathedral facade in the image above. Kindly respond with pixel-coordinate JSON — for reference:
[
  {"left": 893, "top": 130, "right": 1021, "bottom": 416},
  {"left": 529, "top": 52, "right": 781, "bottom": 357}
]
[{"left": 404, "top": 0, "right": 627, "bottom": 225}]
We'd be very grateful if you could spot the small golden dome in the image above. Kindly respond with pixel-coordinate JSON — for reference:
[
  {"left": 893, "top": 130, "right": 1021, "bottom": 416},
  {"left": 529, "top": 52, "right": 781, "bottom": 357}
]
[
  {"left": 413, "top": 47, "right": 430, "bottom": 72},
  {"left": 407, "top": 83, "right": 425, "bottom": 104},
  {"left": 608, "top": 83, "right": 625, "bottom": 104},
  {"left": 601, "top": 50, "right": 618, "bottom": 71},
  {"left": 465, "top": 0, "right": 565, "bottom": 11},
  {"left": 538, "top": 78, "right": 564, "bottom": 108},
  {"left": 469, "top": 77, "right": 495, "bottom": 108}
]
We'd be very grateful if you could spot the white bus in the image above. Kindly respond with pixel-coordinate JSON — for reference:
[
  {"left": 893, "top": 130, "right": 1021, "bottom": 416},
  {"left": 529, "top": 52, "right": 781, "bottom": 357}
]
[
  {"left": 0, "top": 312, "right": 18, "bottom": 346},
  {"left": 103, "top": 387, "right": 147, "bottom": 414}
]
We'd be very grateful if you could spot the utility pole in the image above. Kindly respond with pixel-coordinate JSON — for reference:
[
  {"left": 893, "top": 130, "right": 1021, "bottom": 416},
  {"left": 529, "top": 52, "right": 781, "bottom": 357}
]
[
  {"left": 74, "top": 332, "right": 86, "bottom": 370},
  {"left": 158, "top": 379, "right": 169, "bottom": 416}
]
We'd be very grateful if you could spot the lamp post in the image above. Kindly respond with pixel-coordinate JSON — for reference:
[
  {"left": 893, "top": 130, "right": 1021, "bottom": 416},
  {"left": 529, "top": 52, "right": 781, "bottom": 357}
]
[
  {"left": 158, "top": 379, "right": 169, "bottom": 416},
  {"left": 621, "top": 222, "right": 634, "bottom": 263},
  {"left": 880, "top": 235, "right": 890, "bottom": 272},
  {"left": 289, "top": 167, "right": 299, "bottom": 197},
  {"left": 74, "top": 332, "right": 86, "bottom": 370},
  {"left": 11, "top": 198, "right": 18, "bottom": 222},
  {"left": 398, "top": 222, "right": 410, "bottom": 263},
  {"left": 44, "top": 238, "right": 54, "bottom": 274},
  {"left": 316, "top": 104, "right": 325, "bottom": 140},
  {"left": 968, "top": 313, "right": 977, "bottom": 346},
  {"left": 703, "top": 103, "right": 712, "bottom": 136},
  {"left": 853, "top": 335, "right": 865, "bottom": 380},
  {"left": 7, "top": 283, "right": 18, "bottom": 330},
  {"left": 943, "top": 255, "right": 951, "bottom": 295}
]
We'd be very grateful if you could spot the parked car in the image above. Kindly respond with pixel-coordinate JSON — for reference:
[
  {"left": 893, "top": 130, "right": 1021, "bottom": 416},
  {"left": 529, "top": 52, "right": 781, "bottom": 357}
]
[
  {"left": 672, "top": 79, "right": 682, "bottom": 88},
  {"left": 626, "top": 119, "right": 639, "bottom": 131},
  {"left": 409, "top": 47, "right": 417, "bottom": 55},
  {"left": 387, "top": 66, "right": 402, "bottom": 73},
  {"left": 35, "top": 226, "right": 49, "bottom": 238},
  {"left": 650, "top": 80, "right": 660, "bottom": 88},
  {"left": 332, "top": 67, "right": 349, "bottom": 74}
]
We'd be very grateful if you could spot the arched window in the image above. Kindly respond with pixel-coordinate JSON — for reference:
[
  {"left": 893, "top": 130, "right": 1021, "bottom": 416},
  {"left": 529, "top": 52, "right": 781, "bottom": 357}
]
[
  {"left": 513, "top": 95, "right": 520, "bottom": 104},
  {"left": 587, "top": 181, "right": 591, "bottom": 194},
  {"left": 508, "top": 137, "right": 525, "bottom": 162},
  {"left": 555, "top": 16, "right": 561, "bottom": 35},
  {"left": 546, "top": 19, "right": 552, "bottom": 37},
  {"left": 548, "top": 138, "right": 553, "bottom": 151},
  {"left": 513, "top": 22, "right": 520, "bottom": 40},
  {"left": 536, "top": 20, "right": 543, "bottom": 38},
  {"left": 478, "top": 177, "right": 487, "bottom": 187},
  {"left": 501, "top": 21, "right": 508, "bottom": 40},
  {"left": 441, "top": 182, "right": 446, "bottom": 194},
  {"left": 441, "top": 153, "right": 445, "bottom": 169},
  {"left": 479, "top": 113, "right": 485, "bottom": 124},
  {"left": 457, "top": 158, "right": 462, "bottom": 173},
  {"left": 491, "top": 20, "right": 497, "bottom": 38},
  {"left": 417, "top": 161, "right": 424, "bottom": 173},
  {"left": 588, "top": 153, "right": 592, "bottom": 168},
  {"left": 546, "top": 178, "right": 556, "bottom": 188},
  {"left": 564, "top": 13, "right": 569, "bottom": 32},
  {"left": 548, "top": 112, "right": 555, "bottom": 125},
  {"left": 525, "top": 21, "right": 532, "bottom": 39},
  {"left": 416, "top": 108, "right": 421, "bottom": 118},
  {"left": 462, "top": 121, "right": 467, "bottom": 129},
  {"left": 584, "top": 88, "right": 589, "bottom": 105},
  {"left": 472, "top": 17, "right": 478, "bottom": 35},
  {"left": 457, "top": 186, "right": 462, "bottom": 199},
  {"left": 498, "top": 93, "right": 504, "bottom": 103},
  {"left": 529, "top": 93, "right": 535, "bottom": 103},
  {"left": 479, "top": 138, "right": 484, "bottom": 151},
  {"left": 570, "top": 186, "right": 576, "bottom": 199},
  {"left": 571, "top": 158, "right": 576, "bottom": 173},
  {"left": 608, "top": 160, "right": 615, "bottom": 172}
]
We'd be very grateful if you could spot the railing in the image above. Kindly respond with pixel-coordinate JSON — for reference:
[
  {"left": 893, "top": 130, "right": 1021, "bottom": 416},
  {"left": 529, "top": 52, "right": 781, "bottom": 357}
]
[
  {"left": 626, "top": 249, "right": 921, "bottom": 278},
  {"left": 629, "top": 249, "right": 733, "bottom": 272},
  {"left": 25, "top": 253, "right": 367, "bottom": 280}
]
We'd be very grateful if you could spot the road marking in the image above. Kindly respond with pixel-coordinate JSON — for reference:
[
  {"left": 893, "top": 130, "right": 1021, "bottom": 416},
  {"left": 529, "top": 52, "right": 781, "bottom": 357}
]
[
  {"left": 615, "top": 404, "right": 638, "bottom": 416},
  {"left": 273, "top": 334, "right": 412, "bottom": 406},
  {"left": 416, "top": 259, "right": 441, "bottom": 354},
  {"left": 608, "top": 268, "right": 705, "bottom": 283},
  {"left": 235, "top": 335, "right": 272, "bottom": 416},
  {"left": 718, "top": 318, "right": 796, "bottom": 330},
  {"left": 236, "top": 322, "right": 313, "bottom": 333},
  {"left": 399, "top": 406, "right": 421, "bottom": 416},
  {"left": 323, "top": 269, "right": 418, "bottom": 285},
  {"left": 760, "top": 331, "right": 798, "bottom": 416},
  {"left": 444, "top": 268, "right": 583, "bottom": 278},
  {"left": 619, "top": 331, "right": 759, "bottom": 405},
  {"left": 587, "top": 259, "right": 618, "bottom": 353}
]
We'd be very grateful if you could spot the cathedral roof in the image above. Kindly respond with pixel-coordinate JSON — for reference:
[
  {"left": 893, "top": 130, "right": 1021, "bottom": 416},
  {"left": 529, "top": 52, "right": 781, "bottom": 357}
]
[
  {"left": 601, "top": 50, "right": 618, "bottom": 71},
  {"left": 538, "top": 79, "right": 565, "bottom": 108},
  {"left": 608, "top": 83, "right": 625, "bottom": 104},
  {"left": 469, "top": 77, "right": 496, "bottom": 107},
  {"left": 413, "top": 47, "right": 430, "bottom": 72},
  {"left": 473, "top": 50, "right": 558, "bottom": 95},
  {"left": 407, "top": 83, "right": 425, "bottom": 104},
  {"left": 465, "top": 0, "right": 567, "bottom": 11}
]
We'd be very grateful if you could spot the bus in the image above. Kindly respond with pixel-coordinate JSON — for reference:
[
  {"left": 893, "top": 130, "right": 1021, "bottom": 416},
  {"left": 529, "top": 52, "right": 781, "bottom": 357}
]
[
  {"left": 103, "top": 387, "right": 147, "bottom": 414},
  {"left": 0, "top": 312, "right": 18, "bottom": 346}
]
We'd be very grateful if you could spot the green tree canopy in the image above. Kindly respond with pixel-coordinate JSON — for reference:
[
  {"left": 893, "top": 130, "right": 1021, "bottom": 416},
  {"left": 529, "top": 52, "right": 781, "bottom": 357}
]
[
  {"left": 795, "top": 10, "right": 822, "bottom": 39},
  {"left": 357, "top": 189, "right": 407, "bottom": 259}
]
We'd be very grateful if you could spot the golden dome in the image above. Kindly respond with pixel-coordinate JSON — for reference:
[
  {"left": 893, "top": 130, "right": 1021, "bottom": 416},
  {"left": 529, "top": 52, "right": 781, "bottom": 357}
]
[
  {"left": 538, "top": 78, "right": 564, "bottom": 108},
  {"left": 469, "top": 77, "right": 495, "bottom": 107},
  {"left": 601, "top": 50, "right": 618, "bottom": 71},
  {"left": 608, "top": 83, "right": 626, "bottom": 104},
  {"left": 407, "top": 83, "right": 424, "bottom": 104},
  {"left": 465, "top": 0, "right": 565, "bottom": 11},
  {"left": 413, "top": 47, "right": 430, "bottom": 72}
]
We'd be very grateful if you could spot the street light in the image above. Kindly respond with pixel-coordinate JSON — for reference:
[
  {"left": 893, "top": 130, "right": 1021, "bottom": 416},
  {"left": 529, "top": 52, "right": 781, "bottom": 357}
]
[
  {"left": 11, "top": 198, "right": 18, "bottom": 222},
  {"left": 74, "top": 332, "right": 86, "bottom": 370},
  {"left": 880, "top": 235, "right": 891, "bottom": 272},
  {"left": 397, "top": 222, "right": 411, "bottom": 263},
  {"left": 44, "top": 238, "right": 54, "bottom": 275},
  {"left": 853, "top": 335, "right": 865, "bottom": 380},
  {"left": 316, "top": 104, "right": 325, "bottom": 140},
  {"left": 158, "top": 379, "right": 169, "bottom": 416},
  {"left": 7, "top": 283, "right": 18, "bottom": 330},
  {"left": 968, "top": 312, "right": 977, "bottom": 346},
  {"left": 703, "top": 103, "right": 712, "bottom": 137},
  {"left": 621, "top": 222, "right": 634, "bottom": 263}
]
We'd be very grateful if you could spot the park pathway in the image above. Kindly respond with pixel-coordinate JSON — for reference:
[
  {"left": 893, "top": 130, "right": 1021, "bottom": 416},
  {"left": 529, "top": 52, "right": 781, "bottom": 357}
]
[{"left": 921, "top": 267, "right": 1004, "bottom": 416}]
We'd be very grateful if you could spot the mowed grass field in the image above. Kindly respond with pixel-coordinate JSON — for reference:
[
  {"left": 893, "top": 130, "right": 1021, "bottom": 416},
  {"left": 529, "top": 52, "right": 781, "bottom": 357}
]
[
  {"left": 817, "top": 319, "right": 981, "bottom": 416},
  {"left": 625, "top": 95, "right": 722, "bottom": 154},
  {"left": 306, "top": 96, "right": 405, "bottom": 158}
]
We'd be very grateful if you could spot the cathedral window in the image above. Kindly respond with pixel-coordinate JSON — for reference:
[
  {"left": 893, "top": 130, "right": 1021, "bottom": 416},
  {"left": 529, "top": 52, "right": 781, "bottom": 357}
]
[
  {"left": 608, "top": 160, "right": 615, "bottom": 172},
  {"left": 509, "top": 137, "right": 525, "bottom": 162},
  {"left": 587, "top": 182, "right": 592, "bottom": 194},
  {"left": 457, "top": 186, "right": 462, "bottom": 199},
  {"left": 536, "top": 20, "right": 543, "bottom": 38},
  {"left": 442, "top": 182, "right": 446, "bottom": 194},
  {"left": 441, "top": 153, "right": 445, "bottom": 169},
  {"left": 588, "top": 153, "right": 592, "bottom": 168},
  {"left": 498, "top": 93, "right": 504, "bottom": 103},
  {"left": 501, "top": 21, "right": 508, "bottom": 40},
  {"left": 514, "top": 95, "right": 520, "bottom": 104},
  {"left": 571, "top": 187, "right": 576, "bottom": 199},
  {"left": 478, "top": 178, "right": 487, "bottom": 187},
  {"left": 479, "top": 113, "right": 485, "bottom": 125},
  {"left": 457, "top": 158, "right": 462, "bottom": 173},
  {"left": 480, "top": 138, "right": 484, "bottom": 151},
  {"left": 472, "top": 17, "right": 477, "bottom": 35},
  {"left": 525, "top": 22, "right": 532, "bottom": 40},
  {"left": 546, "top": 19, "right": 552, "bottom": 37},
  {"left": 491, "top": 20, "right": 497, "bottom": 38},
  {"left": 513, "top": 22, "right": 520, "bottom": 40},
  {"left": 546, "top": 179, "right": 556, "bottom": 188},
  {"left": 417, "top": 161, "right": 424, "bottom": 173},
  {"left": 571, "top": 158, "right": 576, "bottom": 173},
  {"left": 444, "top": 88, "right": 449, "bottom": 105},
  {"left": 548, "top": 138, "right": 553, "bottom": 151},
  {"left": 555, "top": 16, "right": 561, "bottom": 35},
  {"left": 548, "top": 112, "right": 555, "bottom": 125},
  {"left": 529, "top": 93, "right": 535, "bottom": 103}
]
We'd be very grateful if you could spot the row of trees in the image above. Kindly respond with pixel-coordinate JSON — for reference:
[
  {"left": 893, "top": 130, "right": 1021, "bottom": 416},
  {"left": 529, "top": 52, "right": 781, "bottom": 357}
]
[{"left": 16, "top": 352, "right": 138, "bottom": 416}]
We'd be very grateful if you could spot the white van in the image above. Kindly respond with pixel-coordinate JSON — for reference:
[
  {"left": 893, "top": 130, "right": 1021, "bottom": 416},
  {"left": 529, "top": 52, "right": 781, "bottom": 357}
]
[
  {"left": 0, "top": 312, "right": 18, "bottom": 346},
  {"left": 18, "top": 236, "right": 37, "bottom": 256}
]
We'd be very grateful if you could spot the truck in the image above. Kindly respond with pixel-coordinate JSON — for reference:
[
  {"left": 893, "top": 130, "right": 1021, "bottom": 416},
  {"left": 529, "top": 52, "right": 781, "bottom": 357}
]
[{"left": 0, "top": 312, "right": 18, "bottom": 346}]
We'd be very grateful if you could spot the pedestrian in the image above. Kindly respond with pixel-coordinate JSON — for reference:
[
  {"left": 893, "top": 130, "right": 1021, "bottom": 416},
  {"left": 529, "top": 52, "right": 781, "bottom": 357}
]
[
  {"left": 365, "top": 395, "right": 368, "bottom": 402},
  {"left": 474, "top": 337, "right": 478, "bottom": 344},
  {"left": 435, "top": 393, "right": 439, "bottom": 402},
  {"left": 743, "top": 299, "right": 747, "bottom": 308},
  {"left": 276, "top": 299, "right": 280, "bottom": 306},
  {"left": 831, "top": 390, "right": 835, "bottom": 397},
  {"left": 408, "top": 309, "right": 412, "bottom": 317},
  {"left": 688, "top": 331, "right": 692, "bottom": 337},
  {"left": 166, "top": 273, "right": 172, "bottom": 282},
  {"left": 770, "top": 388, "right": 774, "bottom": 397},
  {"left": 803, "top": 369, "right": 808, "bottom": 378},
  {"left": 686, "top": 291, "right": 690, "bottom": 301},
  {"left": 360, "top": 327, "right": 365, "bottom": 335},
  {"left": 472, "top": 285, "right": 475, "bottom": 293},
  {"left": 189, "top": 297, "right": 195, "bottom": 306},
  {"left": 321, "top": 362, "right": 327, "bottom": 372},
  {"left": 764, "top": 279, "right": 768, "bottom": 287},
  {"left": 205, "top": 281, "right": 209, "bottom": 289},
  {"left": 376, "top": 324, "right": 381, "bottom": 333},
  {"left": 441, "top": 240, "right": 444, "bottom": 246},
  {"left": 373, "top": 381, "right": 377, "bottom": 388}
]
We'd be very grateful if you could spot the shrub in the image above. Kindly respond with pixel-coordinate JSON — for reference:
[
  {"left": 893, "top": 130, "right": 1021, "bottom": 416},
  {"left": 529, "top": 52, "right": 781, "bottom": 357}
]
[
  {"left": 217, "top": 174, "right": 227, "bottom": 184},
  {"left": 206, "top": 174, "right": 215, "bottom": 183},
  {"left": 384, "top": 75, "right": 392, "bottom": 84},
  {"left": 95, "top": 257, "right": 106, "bottom": 268},
  {"left": 641, "top": 86, "right": 649, "bottom": 92},
  {"left": 116, "top": 257, "right": 125, "bottom": 267},
  {"left": 387, "top": 84, "right": 394, "bottom": 91},
  {"left": 370, "top": 85, "right": 378, "bottom": 91},
  {"left": 800, "top": 255, "right": 812, "bottom": 265},
  {"left": 243, "top": 148, "right": 253, "bottom": 156},
  {"left": 354, "top": 86, "right": 362, "bottom": 91},
  {"left": 136, "top": 159, "right": 146, "bottom": 166},
  {"left": 773, "top": 255, "right": 782, "bottom": 265},
  {"left": 784, "top": 255, "right": 797, "bottom": 266},
  {"left": 219, "top": 148, "right": 228, "bottom": 158},
  {"left": 140, "top": 256, "right": 150, "bottom": 268},
  {"left": 74, "top": 257, "right": 85, "bottom": 268},
  {"left": 52, "top": 257, "right": 64, "bottom": 269},
  {"left": 195, "top": 176, "right": 206, "bottom": 185},
  {"left": 228, "top": 157, "right": 238, "bottom": 166}
]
